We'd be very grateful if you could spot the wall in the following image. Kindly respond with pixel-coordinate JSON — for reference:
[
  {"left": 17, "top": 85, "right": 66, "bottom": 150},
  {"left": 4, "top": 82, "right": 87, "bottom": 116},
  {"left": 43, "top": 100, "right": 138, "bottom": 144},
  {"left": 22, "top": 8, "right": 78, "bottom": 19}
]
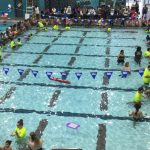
[
  {"left": 0, "top": 0, "right": 15, "bottom": 18},
  {"left": 39, "top": 0, "right": 45, "bottom": 10},
  {"left": 91, "top": 0, "right": 99, "bottom": 8}
]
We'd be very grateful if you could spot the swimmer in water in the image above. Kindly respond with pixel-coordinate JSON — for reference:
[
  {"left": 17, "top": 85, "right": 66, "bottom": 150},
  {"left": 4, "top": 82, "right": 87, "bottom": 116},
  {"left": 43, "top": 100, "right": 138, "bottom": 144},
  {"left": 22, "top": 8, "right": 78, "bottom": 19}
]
[
  {"left": 122, "top": 62, "right": 131, "bottom": 74},
  {"left": 133, "top": 87, "right": 144, "bottom": 109},
  {"left": 0, "top": 140, "right": 12, "bottom": 150},
  {"left": 28, "top": 132, "right": 43, "bottom": 150},
  {"left": 11, "top": 119, "right": 26, "bottom": 139},
  {"left": 134, "top": 46, "right": 142, "bottom": 66},
  {"left": 16, "top": 38, "right": 22, "bottom": 47},
  {"left": 143, "top": 65, "right": 150, "bottom": 86},
  {"left": 129, "top": 103, "right": 145, "bottom": 119},
  {"left": 117, "top": 50, "right": 125, "bottom": 65},
  {"left": 10, "top": 38, "right": 16, "bottom": 49}
]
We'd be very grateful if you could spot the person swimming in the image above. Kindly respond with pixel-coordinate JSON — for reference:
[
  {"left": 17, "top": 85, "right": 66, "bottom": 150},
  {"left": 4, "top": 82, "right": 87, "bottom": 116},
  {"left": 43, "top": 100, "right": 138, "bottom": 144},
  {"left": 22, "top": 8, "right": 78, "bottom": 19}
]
[
  {"left": 146, "top": 35, "right": 150, "bottom": 41},
  {"left": 133, "top": 87, "right": 144, "bottom": 109},
  {"left": 0, "top": 140, "right": 12, "bottom": 150},
  {"left": 28, "top": 132, "right": 43, "bottom": 150},
  {"left": 134, "top": 46, "right": 142, "bottom": 66},
  {"left": 122, "top": 62, "right": 131, "bottom": 74},
  {"left": 117, "top": 50, "right": 125, "bottom": 65},
  {"left": 25, "top": 33, "right": 33, "bottom": 41},
  {"left": 129, "top": 103, "right": 145, "bottom": 120},
  {"left": 10, "top": 38, "right": 16, "bottom": 49},
  {"left": 11, "top": 119, "right": 26, "bottom": 139},
  {"left": 16, "top": 38, "right": 22, "bottom": 46}
]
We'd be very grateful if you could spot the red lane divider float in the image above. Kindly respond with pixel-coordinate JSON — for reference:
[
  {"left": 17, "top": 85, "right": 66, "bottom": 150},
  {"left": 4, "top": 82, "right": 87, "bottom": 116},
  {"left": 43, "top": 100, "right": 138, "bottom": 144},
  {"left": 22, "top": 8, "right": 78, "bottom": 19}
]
[{"left": 49, "top": 77, "right": 71, "bottom": 84}]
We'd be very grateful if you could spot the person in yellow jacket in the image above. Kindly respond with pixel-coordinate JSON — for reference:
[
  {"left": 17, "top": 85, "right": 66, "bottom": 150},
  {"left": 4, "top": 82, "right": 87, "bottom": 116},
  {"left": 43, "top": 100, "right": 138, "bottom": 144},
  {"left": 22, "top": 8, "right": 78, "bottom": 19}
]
[
  {"left": 16, "top": 38, "right": 22, "bottom": 47},
  {"left": 11, "top": 119, "right": 26, "bottom": 139},
  {"left": 38, "top": 21, "right": 48, "bottom": 31},
  {"left": 38, "top": 21, "right": 44, "bottom": 28},
  {"left": 143, "top": 65, "right": 150, "bottom": 85},
  {"left": 10, "top": 38, "right": 16, "bottom": 49},
  {"left": 53, "top": 25, "right": 59, "bottom": 30},
  {"left": 133, "top": 87, "right": 144, "bottom": 110},
  {"left": 144, "top": 48, "right": 150, "bottom": 58},
  {"left": 65, "top": 25, "right": 70, "bottom": 30}
]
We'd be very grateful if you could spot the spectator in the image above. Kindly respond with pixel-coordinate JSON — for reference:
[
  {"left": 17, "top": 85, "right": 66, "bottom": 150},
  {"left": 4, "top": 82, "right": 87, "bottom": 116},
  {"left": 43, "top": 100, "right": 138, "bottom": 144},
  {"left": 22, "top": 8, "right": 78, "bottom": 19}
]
[
  {"left": 142, "top": 5, "right": 148, "bottom": 19},
  {"left": 34, "top": 5, "right": 40, "bottom": 19},
  {"left": 66, "top": 6, "right": 72, "bottom": 16}
]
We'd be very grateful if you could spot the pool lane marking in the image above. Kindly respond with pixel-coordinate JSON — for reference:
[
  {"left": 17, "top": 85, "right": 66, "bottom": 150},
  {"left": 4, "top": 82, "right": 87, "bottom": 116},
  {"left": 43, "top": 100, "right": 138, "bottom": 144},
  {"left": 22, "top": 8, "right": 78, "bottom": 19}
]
[
  {"left": 43, "top": 45, "right": 51, "bottom": 52},
  {"left": 100, "top": 93, "right": 108, "bottom": 111},
  {"left": 105, "top": 47, "right": 110, "bottom": 55},
  {"left": 0, "top": 87, "right": 16, "bottom": 104},
  {"left": 32, "top": 31, "right": 63, "bottom": 64},
  {"left": 33, "top": 44, "right": 51, "bottom": 64},
  {"left": 33, "top": 55, "right": 43, "bottom": 64},
  {"left": 74, "top": 46, "right": 80, "bottom": 53},
  {"left": 33, "top": 34, "right": 136, "bottom": 40},
  {"left": 96, "top": 124, "right": 106, "bottom": 150},
  {"left": 0, "top": 80, "right": 138, "bottom": 91},
  {"left": 17, "top": 68, "right": 31, "bottom": 81},
  {"left": 69, "top": 29, "right": 138, "bottom": 33},
  {"left": 68, "top": 57, "right": 76, "bottom": 66},
  {"left": 104, "top": 58, "right": 109, "bottom": 68},
  {"left": 49, "top": 90, "right": 61, "bottom": 107},
  {"left": 103, "top": 32, "right": 111, "bottom": 85},
  {"left": 2, "top": 50, "right": 136, "bottom": 58},
  {"left": 0, "top": 62, "right": 142, "bottom": 72},
  {"left": 1, "top": 107, "right": 150, "bottom": 122},
  {"left": 26, "top": 42, "right": 137, "bottom": 48},
  {"left": 35, "top": 119, "right": 48, "bottom": 138},
  {"left": 67, "top": 31, "right": 87, "bottom": 71},
  {"left": 30, "top": 28, "right": 138, "bottom": 33},
  {"left": 102, "top": 74, "right": 109, "bottom": 86}
]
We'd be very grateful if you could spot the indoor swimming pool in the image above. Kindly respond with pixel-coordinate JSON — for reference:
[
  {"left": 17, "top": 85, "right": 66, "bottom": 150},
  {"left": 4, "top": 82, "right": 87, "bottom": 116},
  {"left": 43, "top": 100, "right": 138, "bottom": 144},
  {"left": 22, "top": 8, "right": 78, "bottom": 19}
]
[{"left": 0, "top": 27, "right": 150, "bottom": 150}]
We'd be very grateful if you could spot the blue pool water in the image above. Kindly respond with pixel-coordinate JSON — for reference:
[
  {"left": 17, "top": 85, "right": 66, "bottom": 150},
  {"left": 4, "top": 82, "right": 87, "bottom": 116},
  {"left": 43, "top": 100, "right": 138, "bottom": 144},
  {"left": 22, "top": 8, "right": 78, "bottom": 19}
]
[
  {"left": 0, "top": 22, "right": 12, "bottom": 31},
  {"left": 0, "top": 27, "right": 150, "bottom": 150}
]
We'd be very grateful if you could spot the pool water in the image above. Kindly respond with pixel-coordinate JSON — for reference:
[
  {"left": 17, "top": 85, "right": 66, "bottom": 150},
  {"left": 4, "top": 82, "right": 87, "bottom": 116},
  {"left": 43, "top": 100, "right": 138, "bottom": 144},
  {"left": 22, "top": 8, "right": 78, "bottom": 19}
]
[
  {"left": 0, "top": 27, "right": 150, "bottom": 150},
  {"left": 0, "top": 22, "right": 12, "bottom": 31}
]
